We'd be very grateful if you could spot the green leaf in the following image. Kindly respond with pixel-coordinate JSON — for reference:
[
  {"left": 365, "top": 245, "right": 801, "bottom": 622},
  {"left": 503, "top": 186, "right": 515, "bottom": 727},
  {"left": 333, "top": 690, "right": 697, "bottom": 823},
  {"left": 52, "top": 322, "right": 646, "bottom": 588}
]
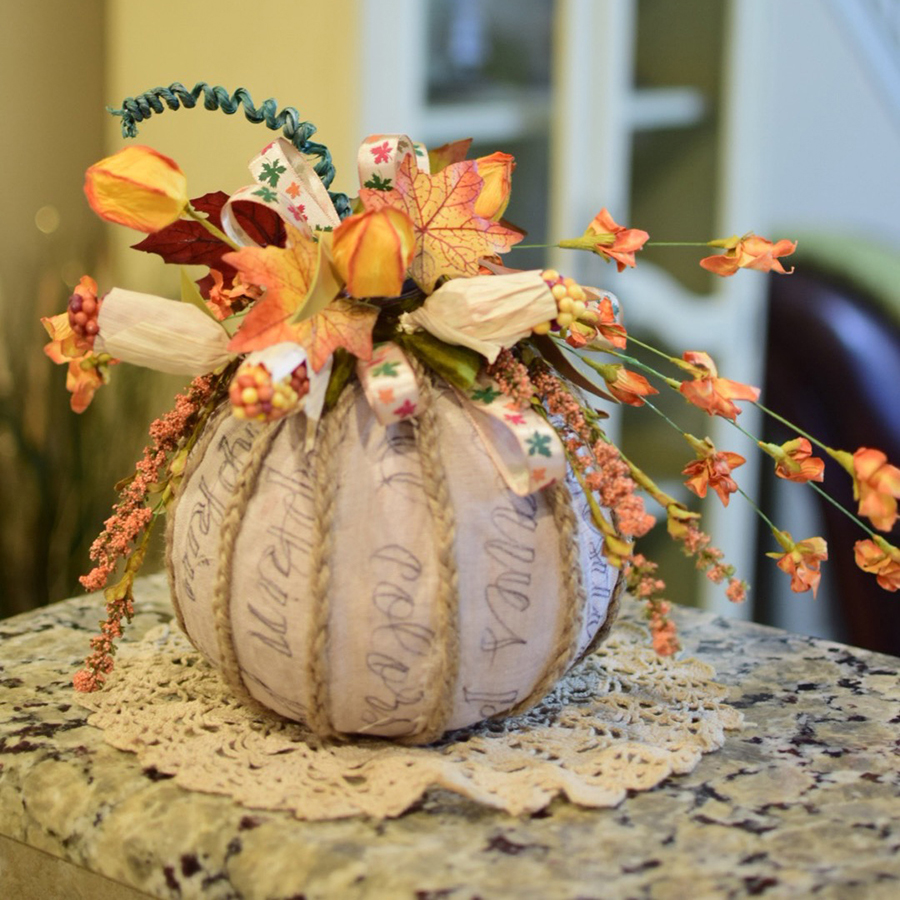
[
  {"left": 398, "top": 330, "right": 481, "bottom": 391},
  {"left": 180, "top": 267, "right": 219, "bottom": 321}
]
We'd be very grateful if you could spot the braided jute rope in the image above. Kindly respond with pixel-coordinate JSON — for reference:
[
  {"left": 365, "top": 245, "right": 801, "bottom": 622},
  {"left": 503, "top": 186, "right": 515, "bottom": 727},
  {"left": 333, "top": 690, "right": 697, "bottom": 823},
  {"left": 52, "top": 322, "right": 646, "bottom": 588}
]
[
  {"left": 401, "top": 365, "right": 462, "bottom": 745},
  {"left": 302, "top": 385, "right": 357, "bottom": 740},
  {"left": 210, "top": 420, "right": 285, "bottom": 708},
  {"left": 108, "top": 82, "right": 351, "bottom": 220}
]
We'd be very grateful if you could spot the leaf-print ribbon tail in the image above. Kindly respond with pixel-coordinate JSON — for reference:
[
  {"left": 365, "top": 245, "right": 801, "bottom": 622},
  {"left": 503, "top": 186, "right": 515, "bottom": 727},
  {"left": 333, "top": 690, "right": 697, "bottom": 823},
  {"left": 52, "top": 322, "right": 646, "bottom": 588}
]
[{"left": 454, "top": 374, "right": 566, "bottom": 496}]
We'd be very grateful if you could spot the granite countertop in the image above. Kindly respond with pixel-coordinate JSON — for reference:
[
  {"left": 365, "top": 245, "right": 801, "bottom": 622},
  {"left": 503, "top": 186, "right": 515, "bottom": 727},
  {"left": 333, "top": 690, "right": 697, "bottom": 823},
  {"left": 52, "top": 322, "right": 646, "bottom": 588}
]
[{"left": 1, "top": 573, "right": 899, "bottom": 900}]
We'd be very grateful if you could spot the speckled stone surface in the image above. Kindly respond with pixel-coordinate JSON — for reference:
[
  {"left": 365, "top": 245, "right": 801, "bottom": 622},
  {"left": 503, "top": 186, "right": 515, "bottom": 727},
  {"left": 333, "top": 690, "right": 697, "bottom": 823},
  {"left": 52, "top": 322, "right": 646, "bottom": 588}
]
[{"left": 2, "top": 573, "right": 899, "bottom": 900}]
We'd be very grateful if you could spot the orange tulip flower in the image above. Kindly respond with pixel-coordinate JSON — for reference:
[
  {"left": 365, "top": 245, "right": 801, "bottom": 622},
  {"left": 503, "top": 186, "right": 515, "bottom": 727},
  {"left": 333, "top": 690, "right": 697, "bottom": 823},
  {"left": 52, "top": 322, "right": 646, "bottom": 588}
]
[
  {"left": 682, "top": 436, "right": 746, "bottom": 506},
  {"left": 678, "top": 351, "right": 760, "bottom": 420},
  {"left": 767, "top": 530, "right": 828, "bottom": 597},
  {"left": 854, "top": 538, "right": 900, "bottom": 592},
  {"left": 700, "top": 234, "right": 796, "bottom": 277},
  {"left": 473, "top": 152, "right": 515, "bottom": 221},
  {"left": 332, "top": 207, "right": 416, "bottom": 298},
  {"left": 84, "top": 145, "right": 188, "bottom": 233}
]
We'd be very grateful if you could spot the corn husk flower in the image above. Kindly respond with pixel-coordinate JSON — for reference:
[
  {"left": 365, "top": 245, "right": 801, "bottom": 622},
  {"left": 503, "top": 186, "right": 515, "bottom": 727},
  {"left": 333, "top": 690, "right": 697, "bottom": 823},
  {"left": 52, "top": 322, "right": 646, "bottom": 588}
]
[
  {"left": 401, "top": 270, "right": 558, "bottom": 363},
  {"left": 84, "top": 145, "right": 189, "bottom": 233},
  {"left": 94, "top": 288, "right": 232, "bottom": 375}
]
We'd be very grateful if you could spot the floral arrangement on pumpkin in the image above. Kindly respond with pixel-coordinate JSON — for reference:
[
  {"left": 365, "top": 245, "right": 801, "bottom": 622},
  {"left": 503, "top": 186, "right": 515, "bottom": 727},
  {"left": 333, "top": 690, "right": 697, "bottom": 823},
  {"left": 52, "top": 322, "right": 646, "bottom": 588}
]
[{"left": 42, "top": 86, "right": 900, "bottom": 692}]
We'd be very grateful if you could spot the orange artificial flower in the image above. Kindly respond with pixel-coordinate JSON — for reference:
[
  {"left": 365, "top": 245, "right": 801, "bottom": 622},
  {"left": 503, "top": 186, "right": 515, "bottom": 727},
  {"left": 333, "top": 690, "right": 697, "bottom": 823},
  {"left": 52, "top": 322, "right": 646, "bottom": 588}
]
[
  {"left": 767, "top": 530, "right": 828, "bottom": 597},
  {"left": 473, "top": 152, "right": 515, "bottom": 221},
  {"left": 560, "top": 208, "right": 649, "bottom": 272},
  {"left": 682, "top": 436, "right": 746, "bottom": 506},
  {"left": 84, "top": 145, "right": 189, "bottom": 233},
  {"left": 42, "top": 275, "right": 117, "bottom": 412},
  {"left": 591, "top": 295, "right": 628, "bottom": 349},
  {"left": 854, "top": 538, "right": 900, "bottom": 592},
  {"left": 678, "top": 351, "right": 760, "bottom": 420},
  {"left": 206, "top": 270, "right": 264, "bottom": 321},
  {"left": 850, "top": 448, "right": 900, "bottom": 532},
  {"left": 332, "top": 207, "right": 416, "bottom": 298},
  {"left": 592, "top": 362, "right": 659, "bottom": 407},
  {"left": 760, "top": 437, "right": 825, "bottom": 483},
  {"left": 42, "top": 322, "right": 114, "bottom": 413},
  {"left": 700, "top": 233, "right": 796, "bottom": 277}
]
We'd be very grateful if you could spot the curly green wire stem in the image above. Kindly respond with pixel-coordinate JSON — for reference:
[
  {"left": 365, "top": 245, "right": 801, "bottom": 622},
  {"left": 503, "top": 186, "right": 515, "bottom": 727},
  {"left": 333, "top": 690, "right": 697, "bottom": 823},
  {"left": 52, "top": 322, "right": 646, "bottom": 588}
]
[{"left": 108, "top": 82, "right": 351, "bottom": 219}]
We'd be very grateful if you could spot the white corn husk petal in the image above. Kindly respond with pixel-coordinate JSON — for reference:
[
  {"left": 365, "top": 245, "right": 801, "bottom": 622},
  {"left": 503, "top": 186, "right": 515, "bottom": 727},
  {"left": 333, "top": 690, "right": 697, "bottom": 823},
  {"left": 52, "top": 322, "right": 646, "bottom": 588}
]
[
  {"left": 95, "top": 288, "right": 232, "bottom": 375},
  {"left": 400, "top": 270, "right": 557, "bottom": 363}
]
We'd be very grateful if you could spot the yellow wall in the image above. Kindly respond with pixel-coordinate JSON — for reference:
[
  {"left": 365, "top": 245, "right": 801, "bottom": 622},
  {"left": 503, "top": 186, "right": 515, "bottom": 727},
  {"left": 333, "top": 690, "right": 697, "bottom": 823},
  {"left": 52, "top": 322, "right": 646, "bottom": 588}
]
[{"left": 105, "top": 0, "right": 361, "bottom": 292}]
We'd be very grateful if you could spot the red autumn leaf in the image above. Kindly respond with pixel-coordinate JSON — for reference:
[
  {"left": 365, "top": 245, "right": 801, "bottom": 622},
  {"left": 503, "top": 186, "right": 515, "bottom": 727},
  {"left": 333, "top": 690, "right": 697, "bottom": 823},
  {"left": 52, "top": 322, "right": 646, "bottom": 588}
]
[
  {"left": 229, "top": 199, "right": 287, "bottom": 249},
  {"left": 195, "top": 267, "right": 235, "bottom": 300},
  {"left": 191, "top": 192, "right": 286, "bottom": 248},
  {"left": 133, "top": 192, "right": 286, "bottom": 271},
  {"left": 132, "top": 214, "right": 226, "bottom": 268},
  {"left": 360, "top": 155, "right": 523, "bottom": 292}
]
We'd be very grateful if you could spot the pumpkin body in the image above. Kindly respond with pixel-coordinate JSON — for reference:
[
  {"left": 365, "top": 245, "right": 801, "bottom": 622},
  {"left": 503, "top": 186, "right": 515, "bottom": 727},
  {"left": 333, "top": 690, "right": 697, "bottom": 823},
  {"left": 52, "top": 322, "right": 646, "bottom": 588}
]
[{"left": 167, "top": 381, "right": 622, "bottom": 743}]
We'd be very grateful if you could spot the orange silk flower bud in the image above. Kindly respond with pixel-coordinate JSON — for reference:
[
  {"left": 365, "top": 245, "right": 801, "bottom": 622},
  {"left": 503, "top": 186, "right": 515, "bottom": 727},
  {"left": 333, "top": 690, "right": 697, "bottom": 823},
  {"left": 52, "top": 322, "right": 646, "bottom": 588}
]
[
  {"left": 331, "top": 208, "right": 416, "bottom": 298},
  {"left": 473, "top": 152, "right": 515, "bottom": 220},
  {"left": 84, "top": 145, "right": 189, "bottom": 233}
]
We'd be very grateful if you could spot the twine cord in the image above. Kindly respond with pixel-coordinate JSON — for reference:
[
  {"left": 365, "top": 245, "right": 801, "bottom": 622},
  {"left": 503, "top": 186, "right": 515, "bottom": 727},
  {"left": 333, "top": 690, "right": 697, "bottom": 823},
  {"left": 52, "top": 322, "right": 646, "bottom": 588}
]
[
  {"left": 108, "top": 82, "right": 352, "bottom": 219},
  {"left": 304, "top": 387, "right": 357, "bottom": 740},
  {"left": 405, "top": 367, "right": 462, "bottom": 745}
]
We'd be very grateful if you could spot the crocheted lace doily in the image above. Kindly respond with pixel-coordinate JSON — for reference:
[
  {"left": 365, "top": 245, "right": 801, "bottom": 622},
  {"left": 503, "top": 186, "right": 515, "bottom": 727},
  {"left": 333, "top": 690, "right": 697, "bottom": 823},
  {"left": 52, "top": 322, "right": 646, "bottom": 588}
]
[{"left": 77, "top": 620, "right": 742, "bottom": 820}]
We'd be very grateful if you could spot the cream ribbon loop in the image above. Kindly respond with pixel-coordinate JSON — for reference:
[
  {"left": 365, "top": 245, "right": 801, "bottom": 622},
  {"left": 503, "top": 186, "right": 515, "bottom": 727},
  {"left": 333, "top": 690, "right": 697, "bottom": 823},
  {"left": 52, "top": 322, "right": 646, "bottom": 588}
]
[
  {"left": 221, "top": 138, "right": 342, "bottom": 246},
  {"left": 358, "top": 134, "right": 430, "bottom": 190},
  {"left": 356, "top": 342, "right": 424, "bottom": 426}
]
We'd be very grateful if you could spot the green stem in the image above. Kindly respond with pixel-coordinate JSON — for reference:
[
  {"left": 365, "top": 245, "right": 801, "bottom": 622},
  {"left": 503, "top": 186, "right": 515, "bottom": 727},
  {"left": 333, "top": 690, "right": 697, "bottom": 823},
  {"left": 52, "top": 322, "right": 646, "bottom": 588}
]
[
  {"left": 736, "top": 486, "right": 780, "bottom": 534},
  {"left": 184, "top": 204, "right": 241, "bottom": 251},
  {"left": 645, "top": 241, "right": 711, "bottom": 247},
  {"left": 619, "top": 334, "right": 685, "bottom": 368},
  {"left": 806, "top": 480, "right": 878, "bottom": 539},
  {"left": 601, "top": 348, "right": 682, "bottom": 389},
  {"left": 753, "top": 400, "right": 828, "bottom": 453}
]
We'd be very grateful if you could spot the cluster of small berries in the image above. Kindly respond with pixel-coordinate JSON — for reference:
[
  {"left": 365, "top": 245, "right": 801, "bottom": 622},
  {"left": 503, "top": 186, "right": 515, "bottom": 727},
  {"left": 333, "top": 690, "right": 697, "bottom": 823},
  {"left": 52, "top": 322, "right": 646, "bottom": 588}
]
[
  {"left": 229, "top": 361, "right": 310, "bottom": 422},
  {"left": 68, "top": 290, "right": 101, "bottom": 348},
  {"left": 533, "top": 269, "right": 597, "bottom": 338}
]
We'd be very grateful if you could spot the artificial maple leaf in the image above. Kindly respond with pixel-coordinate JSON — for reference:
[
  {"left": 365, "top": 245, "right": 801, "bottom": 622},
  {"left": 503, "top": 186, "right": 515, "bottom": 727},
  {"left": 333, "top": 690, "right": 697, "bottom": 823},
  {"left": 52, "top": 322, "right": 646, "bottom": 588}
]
[
  {"left": 428, "top": 138, "right": 473, "bottom": 173},
  {"left": 224, "top": 223, "right": 320, "bottom": 353},
  {"left": 291, "top": 298, "right": 379, "bottom": 372},
  {"left": 360, "top": 155, "right": 522, "bottom": 292}
]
